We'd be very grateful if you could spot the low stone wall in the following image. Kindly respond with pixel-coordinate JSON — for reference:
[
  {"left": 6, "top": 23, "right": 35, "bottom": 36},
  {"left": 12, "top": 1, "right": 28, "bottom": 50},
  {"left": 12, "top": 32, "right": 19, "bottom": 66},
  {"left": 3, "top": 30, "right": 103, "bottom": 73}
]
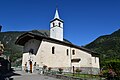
[
  {"left": 45, "top": 73, "right": 83, "bottom": 80},
  {"left": 80, "top": 67, "right": 100, "bottom": 75},
  {"left": 40, "top": 67, "right": 100, "bottom": 75}
]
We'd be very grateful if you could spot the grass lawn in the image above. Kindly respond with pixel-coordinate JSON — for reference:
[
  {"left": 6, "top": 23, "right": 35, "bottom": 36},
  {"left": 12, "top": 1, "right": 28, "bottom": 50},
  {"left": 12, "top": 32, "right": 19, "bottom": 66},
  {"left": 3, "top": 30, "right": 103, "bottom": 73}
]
[{"left": 64, "top": 73, "right": 100, "bottom": 79}]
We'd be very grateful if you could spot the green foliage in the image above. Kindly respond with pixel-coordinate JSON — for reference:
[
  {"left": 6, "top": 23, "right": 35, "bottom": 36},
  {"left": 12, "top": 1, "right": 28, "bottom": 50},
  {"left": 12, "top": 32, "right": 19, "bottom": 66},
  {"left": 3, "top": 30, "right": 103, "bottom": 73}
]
[
  {"left": 100, "top": 69, "right": 109, "bottom": 77},
  {"left": 105, "top": 60, "right": 120, "bottom": 76},
  {"left": 99, "top": 60, "right": 120, "bottom": 77},
  {"left": 65, "top": 73, "right": 100, "bottom": 79},
  {"left": 0, "top": 31, "right": 25, "bottom": 63},
  {"left": 76, "top": 68, "right": 82, "bottom": 73},
  {"left": 10, "top": 52, "right": 22, "bottom": 62},
  {"left": 48, "top": 67, "right": 52, "bottom": 72},
  {"left": 0, "top": 32, "right": 25, "bottom": 52}
]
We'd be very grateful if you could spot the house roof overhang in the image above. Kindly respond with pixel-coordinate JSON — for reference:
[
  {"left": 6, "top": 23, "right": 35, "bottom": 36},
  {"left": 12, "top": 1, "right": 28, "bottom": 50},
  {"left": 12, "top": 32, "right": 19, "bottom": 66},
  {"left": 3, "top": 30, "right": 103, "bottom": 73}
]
[{"left": 15, "top": 32, "right": 44, "bottom": 46}]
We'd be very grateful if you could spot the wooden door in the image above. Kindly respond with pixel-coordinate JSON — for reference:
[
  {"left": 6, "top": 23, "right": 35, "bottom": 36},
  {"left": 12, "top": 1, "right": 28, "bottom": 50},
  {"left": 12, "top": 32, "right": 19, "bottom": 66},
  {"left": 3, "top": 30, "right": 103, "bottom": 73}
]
[{"left": 30, "top": 61, "right": 32, "bottom": 73}]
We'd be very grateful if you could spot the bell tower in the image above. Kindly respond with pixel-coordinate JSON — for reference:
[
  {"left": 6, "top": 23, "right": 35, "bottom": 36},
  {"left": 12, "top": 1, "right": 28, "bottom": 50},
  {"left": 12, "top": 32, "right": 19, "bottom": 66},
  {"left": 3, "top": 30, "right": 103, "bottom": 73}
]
[{"left": 50, "top": 8, "right": 63, "bottom": 41}]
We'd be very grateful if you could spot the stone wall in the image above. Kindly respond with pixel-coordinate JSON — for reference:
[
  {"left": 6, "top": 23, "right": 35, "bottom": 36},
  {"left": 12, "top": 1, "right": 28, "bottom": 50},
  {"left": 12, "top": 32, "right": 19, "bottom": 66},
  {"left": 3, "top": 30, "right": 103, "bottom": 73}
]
[{"left": 45, "top": 73, "right": 83, "bottom": 80}]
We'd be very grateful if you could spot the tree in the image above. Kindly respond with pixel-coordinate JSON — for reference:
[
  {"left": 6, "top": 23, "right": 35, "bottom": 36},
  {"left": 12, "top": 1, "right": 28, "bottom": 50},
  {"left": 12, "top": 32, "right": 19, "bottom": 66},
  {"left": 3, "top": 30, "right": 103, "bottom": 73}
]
[{"left": 103, "top": 60, "right": 120, "bottom": 76}]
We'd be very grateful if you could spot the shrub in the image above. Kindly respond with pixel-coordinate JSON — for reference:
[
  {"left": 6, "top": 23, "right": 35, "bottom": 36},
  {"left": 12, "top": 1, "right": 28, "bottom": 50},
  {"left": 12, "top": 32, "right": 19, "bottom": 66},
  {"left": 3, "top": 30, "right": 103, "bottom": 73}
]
[
  {"left": 43, "top": 65, "right": 47, "bottom": 69},
  {"left": 76, "top": 68, "right": 82, "bottom": 73},
  {"left": 58, "top": 68, "right": 63, "bottom": 74},
  {"left": 105, "top": 60, "right": 120, "bottom": 76},
  {"left": 48, "top": 67, "right": 52, "bottom": 72},
  {"left": 101, "top": 69, "right": 109, "bottom": 77}
]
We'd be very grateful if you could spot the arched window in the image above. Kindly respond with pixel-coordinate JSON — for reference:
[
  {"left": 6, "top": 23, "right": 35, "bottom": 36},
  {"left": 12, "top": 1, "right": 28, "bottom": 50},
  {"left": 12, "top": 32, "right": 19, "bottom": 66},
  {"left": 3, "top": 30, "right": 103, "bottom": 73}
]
[
  {"left": 59, "top": 22, "right": 61, "bottom": 27},
  {"left": 72, "top": 50, "right": 75, "bottom": 55},
  {"left": 52, "top": 46, "right": 55, "bottom": 54},
  {"left": 53, "top": 23, "right": 55, "bottom": 27}
]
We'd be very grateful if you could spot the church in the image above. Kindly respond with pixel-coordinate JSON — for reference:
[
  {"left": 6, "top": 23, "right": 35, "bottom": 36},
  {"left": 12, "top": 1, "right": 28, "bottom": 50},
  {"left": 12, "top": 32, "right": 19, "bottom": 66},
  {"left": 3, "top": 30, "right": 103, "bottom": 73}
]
[{"left": 15, "top": 9, "right": 100, "bottom": 74}]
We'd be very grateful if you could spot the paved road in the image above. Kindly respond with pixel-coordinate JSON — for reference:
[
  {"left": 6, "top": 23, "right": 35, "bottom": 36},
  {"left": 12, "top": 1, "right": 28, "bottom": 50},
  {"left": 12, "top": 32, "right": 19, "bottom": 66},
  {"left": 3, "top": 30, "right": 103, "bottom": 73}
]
[{"left": 11, "top": 71, "right": 61, "bottom": 80}]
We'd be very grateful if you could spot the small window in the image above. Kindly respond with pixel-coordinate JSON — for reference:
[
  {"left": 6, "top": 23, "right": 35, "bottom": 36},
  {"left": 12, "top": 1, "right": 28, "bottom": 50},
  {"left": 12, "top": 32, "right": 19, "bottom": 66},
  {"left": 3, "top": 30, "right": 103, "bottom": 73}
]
[
  {"left": 67, "top": 49, "right": 69, "bottom": 56},
  {"left": 34, "top": 62, "right": 36, "bottom": 66},
  {"left": 72, "top": 50, "right": 75, "bottom": 55},
  {"left": 71, "top": 59, "right": 81, "bottom": 63},
  {"left": 53, "top": 23, "right": 55, "bottom": 27},
  {"left": 52, "top": 46, "right": 55, "bottom": 54},
  {"left": 59, "top": 22, "right": 61, "bottom": 27}
]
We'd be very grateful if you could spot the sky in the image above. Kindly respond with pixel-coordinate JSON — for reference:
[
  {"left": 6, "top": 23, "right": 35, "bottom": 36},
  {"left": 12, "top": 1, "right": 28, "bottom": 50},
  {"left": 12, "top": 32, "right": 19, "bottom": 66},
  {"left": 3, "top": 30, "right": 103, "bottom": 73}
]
[{"left": 0, "top": 0, "right": 120, "bottom": 46}]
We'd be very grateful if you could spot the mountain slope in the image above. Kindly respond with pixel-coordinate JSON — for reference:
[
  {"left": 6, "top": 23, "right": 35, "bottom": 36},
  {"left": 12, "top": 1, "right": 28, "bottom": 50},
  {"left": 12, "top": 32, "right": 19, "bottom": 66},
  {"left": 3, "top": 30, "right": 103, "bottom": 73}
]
[
  {"left": 85, "top": 29, "right": 120, "bottom": 65},
  {"left": 0, "top": 31, "right": 26, "bottom": 54}
]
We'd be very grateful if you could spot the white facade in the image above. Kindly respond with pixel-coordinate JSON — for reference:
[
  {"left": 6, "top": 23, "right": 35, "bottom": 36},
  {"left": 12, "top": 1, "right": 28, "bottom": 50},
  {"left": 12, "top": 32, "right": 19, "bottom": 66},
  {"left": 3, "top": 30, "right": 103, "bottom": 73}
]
[
  {"left": 22, "top": 53, "right": 36, "bottom": 72},
  {"left": 21, "top": 38, "right": 99, "bottom": 74}
]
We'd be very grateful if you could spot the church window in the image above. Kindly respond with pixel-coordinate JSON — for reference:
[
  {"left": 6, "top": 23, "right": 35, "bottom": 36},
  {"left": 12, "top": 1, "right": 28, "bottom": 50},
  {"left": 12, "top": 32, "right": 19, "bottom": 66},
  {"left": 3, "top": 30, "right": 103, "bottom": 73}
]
[
  {"left": 67, "top": 49, "right": 69, "bottom": 56},
  {"left": 72, "top": 50, "right": 75, "bottom": 55},
  {"left": 53, "top": 23, "right": 55, "bottom": 27},
  {"left": 52, "top": 46, "right": 55, "bottom": 54},
  {"left": 59, "top": 22, "right": 61, "bottom": 27},
  {"left": 71, "top": 59, "right": 81, "bottom": 63}
]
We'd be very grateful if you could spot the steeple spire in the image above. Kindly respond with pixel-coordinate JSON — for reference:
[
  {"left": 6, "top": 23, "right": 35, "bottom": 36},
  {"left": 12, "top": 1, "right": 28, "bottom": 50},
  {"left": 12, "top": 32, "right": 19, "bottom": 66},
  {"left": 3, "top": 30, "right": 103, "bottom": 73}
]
[{"left": 54, "top": 8, "right": 60, "bottom": 19}]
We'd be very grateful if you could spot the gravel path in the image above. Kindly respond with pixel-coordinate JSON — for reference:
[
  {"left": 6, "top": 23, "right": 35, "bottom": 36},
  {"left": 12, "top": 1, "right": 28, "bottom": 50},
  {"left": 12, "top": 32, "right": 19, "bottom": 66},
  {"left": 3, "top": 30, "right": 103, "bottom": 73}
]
[{"left": 11, "top": 71, "right": 61, "bottom": 80}]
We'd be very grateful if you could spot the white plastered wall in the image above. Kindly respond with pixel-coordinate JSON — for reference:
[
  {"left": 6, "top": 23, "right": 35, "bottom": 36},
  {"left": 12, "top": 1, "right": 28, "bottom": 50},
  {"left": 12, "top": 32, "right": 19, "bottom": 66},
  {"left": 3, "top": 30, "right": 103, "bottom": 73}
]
[
  {"left": 71, "top": 48, "right": 92, "bottom": 68},
  {"left": 22, "top": 53, "right": 36, "bottom": 72},
  {"left": 35, "top": 40, "right": 71, "bottom": 68},
  {"left": 91, "top": 57, "right": 100, "bottom": 68}
]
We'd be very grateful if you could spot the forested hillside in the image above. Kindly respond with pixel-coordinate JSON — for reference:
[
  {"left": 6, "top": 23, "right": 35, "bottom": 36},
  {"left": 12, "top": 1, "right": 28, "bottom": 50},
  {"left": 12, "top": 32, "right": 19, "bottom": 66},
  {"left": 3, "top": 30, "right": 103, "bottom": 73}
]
[
  {"left": 0, "top": 31, "right": 26, "bottom": 62},
  {"left": 85, "top": 29, "right": 120, "bottom": 66}
]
